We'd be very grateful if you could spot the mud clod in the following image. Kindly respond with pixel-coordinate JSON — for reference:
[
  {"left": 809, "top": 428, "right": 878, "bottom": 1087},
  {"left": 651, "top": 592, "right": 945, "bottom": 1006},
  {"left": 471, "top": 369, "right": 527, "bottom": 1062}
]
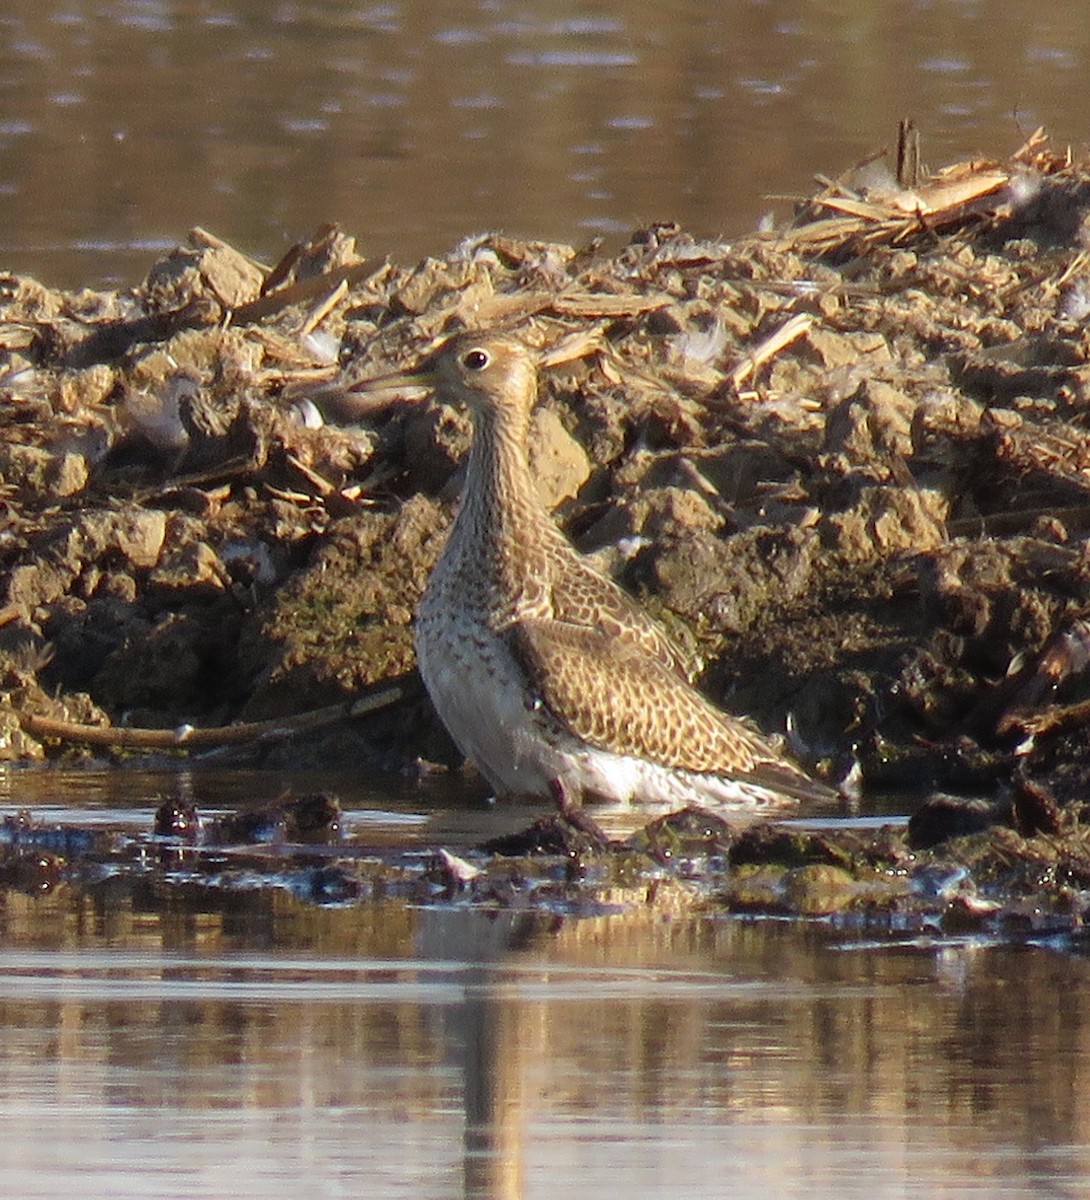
[{"left": 1, "top": 131, "right": 1090, "bottom": 917}]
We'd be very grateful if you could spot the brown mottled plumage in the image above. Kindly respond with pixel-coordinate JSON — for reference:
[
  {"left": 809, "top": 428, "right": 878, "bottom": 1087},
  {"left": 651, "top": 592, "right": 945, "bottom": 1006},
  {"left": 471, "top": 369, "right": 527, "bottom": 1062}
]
[{"left": 371, "top": 332, "right": 835, "bottom": 824}]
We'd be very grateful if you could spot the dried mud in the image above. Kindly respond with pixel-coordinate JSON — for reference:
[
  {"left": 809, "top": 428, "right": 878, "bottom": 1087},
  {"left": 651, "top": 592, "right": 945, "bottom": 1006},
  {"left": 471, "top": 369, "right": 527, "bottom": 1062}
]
[{"left": 5, "top": 131, "right": 1090, "bottom": 928}]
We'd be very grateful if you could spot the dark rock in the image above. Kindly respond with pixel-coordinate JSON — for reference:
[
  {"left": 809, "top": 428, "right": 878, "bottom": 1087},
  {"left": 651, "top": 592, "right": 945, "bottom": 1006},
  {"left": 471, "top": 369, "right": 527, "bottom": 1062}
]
[
  {"left": 907, "top": 793, "right": 1006, "bottom": 849},
  {"left": 628, "top": 806, "right": 737, "bottom": 868},
  {"left": 1010, "top": 773, "right": 1065, "bottom": 837},
  {"left": 153, "top": 799, "right": 203, "bottom": 840},
  {"left": 479, "top": 814, "right": 609, "bottom": 857},
  {"left": 730, "top": 823, "right": 854, "bottom": 869},
  {"left": 167, "top": 792, "right": 344, "bottom": 846}
]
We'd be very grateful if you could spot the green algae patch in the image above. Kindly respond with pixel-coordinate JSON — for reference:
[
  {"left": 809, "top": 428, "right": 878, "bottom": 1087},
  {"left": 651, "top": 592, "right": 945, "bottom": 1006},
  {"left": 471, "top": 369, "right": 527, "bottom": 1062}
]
[{"left": 237, "top": 496, "right": 447, "bottom": 719}]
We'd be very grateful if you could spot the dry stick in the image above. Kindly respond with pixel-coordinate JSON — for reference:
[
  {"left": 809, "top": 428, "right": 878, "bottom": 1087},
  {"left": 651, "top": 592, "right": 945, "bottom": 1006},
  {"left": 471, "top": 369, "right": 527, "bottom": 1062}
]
[
  {"left": 897, "top": 118, "right": 920, "bottom": 189},
  {"left": 18, "top": 678, "right": 412, "bottom": 752},
  {"left": 776, "top": 162, "right": 1010, "bottom": 257},
  {"left": 300, "top": 279, "right": 349, "bottom": 335},
  {"left": 730, "top": 313, "right": 814, "bottom": 389},
  {"left": 284, "top": 452, "right": 337, "bottom": 497},
  {"left": 229, "top": 257, "right": 387, "bottom": 326},
  {"left": 1009, "top": 696, "right": 1090, "bottom": 740},
  {"left": 946, "top": 502, "right": 1090, "bottom": 539},
  {"left": 62, "top": 258, "right": 385, "bottom": 368},
  {"left": 545, "top": 291, "right": 672, "bottom": 319},
  {"left": 1002, "top": 249, "right": 1090, "bottom": 303}
]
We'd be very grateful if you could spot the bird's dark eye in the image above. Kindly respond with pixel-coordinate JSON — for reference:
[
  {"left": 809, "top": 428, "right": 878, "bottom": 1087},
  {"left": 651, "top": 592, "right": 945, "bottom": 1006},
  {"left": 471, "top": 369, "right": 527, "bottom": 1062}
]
[{"left": 462, "top": 348, "right": 490, "bottom": 371}]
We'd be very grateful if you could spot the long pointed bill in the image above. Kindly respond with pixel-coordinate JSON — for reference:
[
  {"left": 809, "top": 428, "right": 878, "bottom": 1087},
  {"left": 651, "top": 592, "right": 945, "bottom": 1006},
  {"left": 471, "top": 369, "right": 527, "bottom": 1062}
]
[
  {"left": 348, "top": 366, "right": 437, "bottom": 394},
  {"left": 309, "top": 360, "right": 439, "bottom": 424}
]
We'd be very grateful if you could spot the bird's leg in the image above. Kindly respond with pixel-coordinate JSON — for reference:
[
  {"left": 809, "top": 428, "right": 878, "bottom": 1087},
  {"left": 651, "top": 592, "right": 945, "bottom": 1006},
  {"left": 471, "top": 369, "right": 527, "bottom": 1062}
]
[{"left": 548, "top": 777, "right": 613, "bottom": 845}]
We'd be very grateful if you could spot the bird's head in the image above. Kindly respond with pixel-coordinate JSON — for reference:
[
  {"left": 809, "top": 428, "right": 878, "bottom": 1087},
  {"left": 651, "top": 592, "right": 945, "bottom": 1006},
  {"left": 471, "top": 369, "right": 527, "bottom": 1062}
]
[{"left": 346, "top": 332, "right": 539, "bottom": 423}]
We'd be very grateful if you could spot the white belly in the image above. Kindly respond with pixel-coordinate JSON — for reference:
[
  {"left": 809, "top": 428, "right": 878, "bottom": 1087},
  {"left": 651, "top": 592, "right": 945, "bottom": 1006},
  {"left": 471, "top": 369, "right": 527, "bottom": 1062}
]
[
  {"left": 415, "top": 601, "right": 558, "bottom": 797},
  {"left": 416, "top": 605, "right": 790, "bottom": 813}
]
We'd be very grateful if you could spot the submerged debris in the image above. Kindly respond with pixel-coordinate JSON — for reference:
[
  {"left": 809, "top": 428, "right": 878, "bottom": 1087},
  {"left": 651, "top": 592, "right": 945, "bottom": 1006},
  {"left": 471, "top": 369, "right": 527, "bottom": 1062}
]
[
  {"left": 152, "top": 789, "right": 342, "bottom": 844},
  {"left": 1, "top": 792, "right": 1088, "bottom": 945}
]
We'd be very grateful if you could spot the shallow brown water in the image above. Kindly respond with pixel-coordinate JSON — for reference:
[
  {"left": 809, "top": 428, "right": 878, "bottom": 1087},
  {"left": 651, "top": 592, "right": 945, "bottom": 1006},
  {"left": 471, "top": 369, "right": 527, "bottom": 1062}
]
[
  {"left": 0, "top": 0, "right": 1088, "bottom": 288},
  {"left": 3, "top": 875, "right": 1090, "bottom": 1198},
  {"left": 1, "top": 768, "right": 1090, "bottom": 1198}
]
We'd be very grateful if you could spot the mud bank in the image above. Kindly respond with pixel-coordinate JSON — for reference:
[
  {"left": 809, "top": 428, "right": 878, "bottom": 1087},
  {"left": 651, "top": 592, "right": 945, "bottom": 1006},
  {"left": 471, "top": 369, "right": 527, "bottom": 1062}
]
[{"left": 3, "top": 129, "right": 1090, "bottom": 913}]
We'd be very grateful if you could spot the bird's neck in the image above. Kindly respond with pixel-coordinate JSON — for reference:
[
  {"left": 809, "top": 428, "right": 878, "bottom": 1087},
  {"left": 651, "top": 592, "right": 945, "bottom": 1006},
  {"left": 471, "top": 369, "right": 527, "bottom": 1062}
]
[{"left": 452, "top": 404, "right": 562, "bottom": 581}]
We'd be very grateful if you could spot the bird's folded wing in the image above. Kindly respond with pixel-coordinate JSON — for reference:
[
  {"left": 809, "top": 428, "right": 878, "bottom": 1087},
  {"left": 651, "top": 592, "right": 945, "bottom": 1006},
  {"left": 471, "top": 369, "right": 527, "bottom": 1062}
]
[
  {"left": 544, "top": 555, "right": 695, "bottom": 680},
  {"left": 514, "top": 617, "right": 782, "bottom": 776}
]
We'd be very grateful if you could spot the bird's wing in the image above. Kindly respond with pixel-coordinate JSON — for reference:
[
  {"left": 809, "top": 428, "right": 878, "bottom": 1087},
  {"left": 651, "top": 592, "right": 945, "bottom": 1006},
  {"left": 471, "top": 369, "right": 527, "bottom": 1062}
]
[
  {"left": 512, "top": 616, "right": 833, "bottom": 802},
  {"left": 538, "top": 549, "right": 695, "bottom": 679}
]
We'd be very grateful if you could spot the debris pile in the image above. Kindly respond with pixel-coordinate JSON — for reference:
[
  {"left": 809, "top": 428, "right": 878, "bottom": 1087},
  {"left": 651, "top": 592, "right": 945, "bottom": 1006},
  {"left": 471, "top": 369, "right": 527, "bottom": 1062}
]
[{"left": 2, "top": 129, "right": 1090, "bottom": 836}]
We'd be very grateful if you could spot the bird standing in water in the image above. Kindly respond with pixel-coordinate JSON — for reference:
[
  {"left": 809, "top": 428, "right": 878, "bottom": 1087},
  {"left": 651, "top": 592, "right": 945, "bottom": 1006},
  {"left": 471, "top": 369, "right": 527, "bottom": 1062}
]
[{"left": 366, "top": 332, "right": 835, "bottom": 833}]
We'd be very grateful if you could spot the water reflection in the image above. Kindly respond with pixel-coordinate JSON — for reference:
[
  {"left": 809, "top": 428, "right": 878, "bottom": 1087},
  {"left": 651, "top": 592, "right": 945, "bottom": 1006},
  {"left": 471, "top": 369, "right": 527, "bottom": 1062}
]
[
  {"left": 0, "top": 1, "right": 1088, "bottom": 286},
  {"left": 1, "top": 883, "right": 1089, "bottom": 1199}
]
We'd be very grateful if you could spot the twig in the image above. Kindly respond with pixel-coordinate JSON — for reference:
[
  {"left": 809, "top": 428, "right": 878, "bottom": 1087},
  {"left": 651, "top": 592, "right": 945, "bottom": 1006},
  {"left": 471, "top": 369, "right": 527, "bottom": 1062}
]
[
  {"left": 1004, "top": 696, "right": 1090, "bottom": 740},
  {"left": 896, "top": 118, "right": 920, "bottom": 189},
  {"left": 947, "top": 503, "right": 1090, "bottom": 538},
  {"left": 285, "top": 452, "right": 337, "bottom": 497},
  {"left": 229, "top": 257, "right": 386, "bottom": 326},
  {"left": 730, "top": 313, "right": 814, "bottom": 388},
  {"left": 300, "top": 279, "right": 349, "bottom": 335},
  {"left": 18, "top": 677, "right": 414, "bottom": 751}
]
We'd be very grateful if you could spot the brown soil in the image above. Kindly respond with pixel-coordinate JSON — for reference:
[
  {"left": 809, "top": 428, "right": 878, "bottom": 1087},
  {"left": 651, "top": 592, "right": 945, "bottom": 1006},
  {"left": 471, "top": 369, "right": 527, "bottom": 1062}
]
[{"left": 3, "top": 129, "right": 1090, "bottom": 872}]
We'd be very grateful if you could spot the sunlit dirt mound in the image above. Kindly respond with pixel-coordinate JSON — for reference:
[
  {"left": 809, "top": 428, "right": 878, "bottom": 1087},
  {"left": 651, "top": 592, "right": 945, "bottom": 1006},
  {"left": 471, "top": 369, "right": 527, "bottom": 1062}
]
[{"left": 2, "top": 127, "right": 1090, "bottom": 836}]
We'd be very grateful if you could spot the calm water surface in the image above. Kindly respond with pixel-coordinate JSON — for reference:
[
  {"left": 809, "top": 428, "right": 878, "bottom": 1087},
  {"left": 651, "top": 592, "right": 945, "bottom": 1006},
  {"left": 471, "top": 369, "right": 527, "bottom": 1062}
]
[
  {"left": 3, "top": 3, "right": 1090, "bottom": 1194},
  {"left": 0, "top": 1, "right": 1087, "bottom": 287},
  {"left": 0, "top": 768, "right": 1089, "bottom": 1198}
]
